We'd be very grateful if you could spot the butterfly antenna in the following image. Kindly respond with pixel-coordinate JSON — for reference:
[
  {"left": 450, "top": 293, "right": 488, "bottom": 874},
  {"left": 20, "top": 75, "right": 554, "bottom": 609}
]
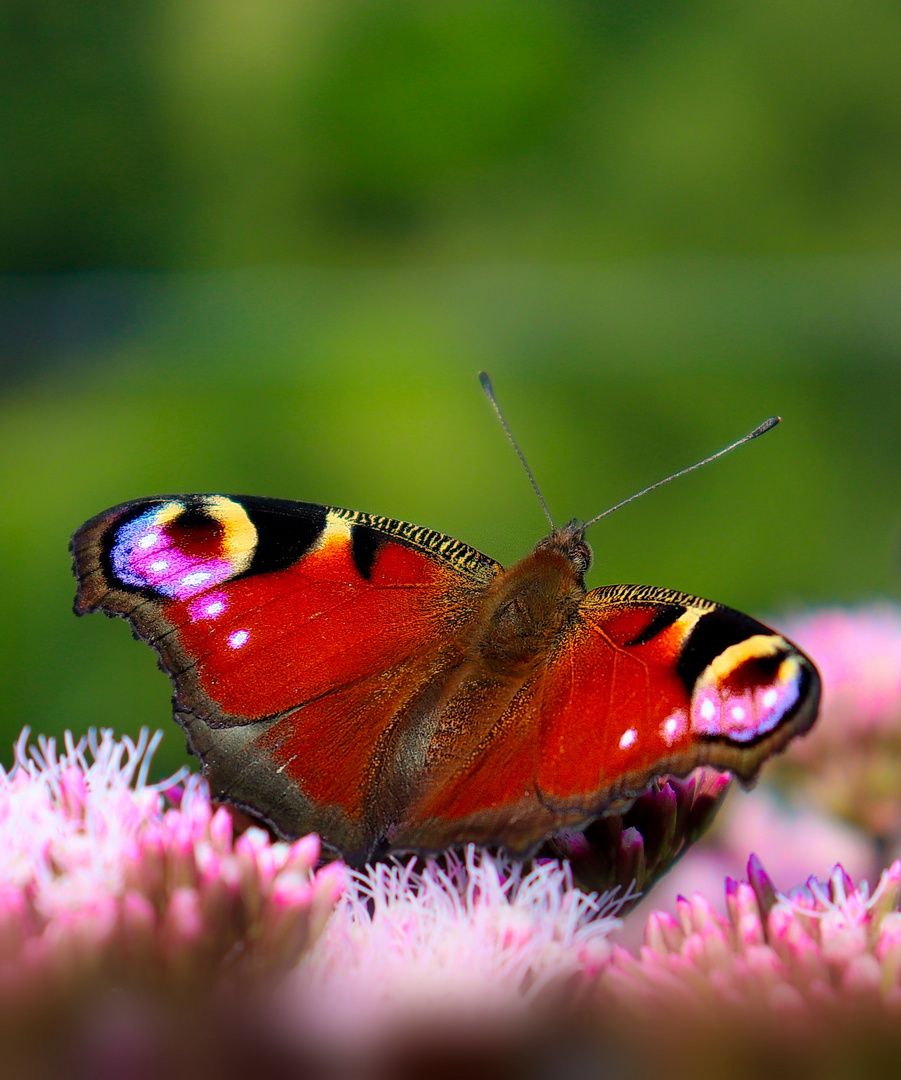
[
  {"left": 584, "top": 416, "right": 781, "bottom": 529},
  {"left": 479, "top": 372, "right": 555, "bottom": 529}
]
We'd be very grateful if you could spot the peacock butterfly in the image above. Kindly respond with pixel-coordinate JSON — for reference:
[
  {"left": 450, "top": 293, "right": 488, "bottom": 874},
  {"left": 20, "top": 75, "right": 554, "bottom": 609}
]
[{"left": 70, "top": 378, "right": 819, "bottom": 865}]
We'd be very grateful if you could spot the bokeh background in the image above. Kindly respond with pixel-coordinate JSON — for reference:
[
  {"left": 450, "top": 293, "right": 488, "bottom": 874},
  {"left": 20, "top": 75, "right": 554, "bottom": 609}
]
[{"left": 1, "top": 0, "right": 900, "bottom": 778}]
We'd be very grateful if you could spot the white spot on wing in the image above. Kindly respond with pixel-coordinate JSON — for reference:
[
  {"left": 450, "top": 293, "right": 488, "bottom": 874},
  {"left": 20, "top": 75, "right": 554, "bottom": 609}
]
[
  {"left": 619, "top": 728, "right": 637, "bottom": 750},
  {"left": 182, "top": 571, "right": 211, "bottom": 588},
  {"left": 228, "top": 630, "right": 250, "bottom": 649},
  {"left": 660, "top": 709, "right": 687, "bottom": 746}
]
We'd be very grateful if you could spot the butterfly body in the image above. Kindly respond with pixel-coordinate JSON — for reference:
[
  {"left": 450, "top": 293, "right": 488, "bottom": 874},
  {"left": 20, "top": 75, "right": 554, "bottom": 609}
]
[{"left": 72, "top": 494, "right": 819, "bottom": 865}]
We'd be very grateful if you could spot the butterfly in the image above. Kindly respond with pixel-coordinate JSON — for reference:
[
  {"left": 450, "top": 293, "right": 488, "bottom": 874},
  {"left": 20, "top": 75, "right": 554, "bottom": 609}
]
[{"left": 71, "top": 382, "right": 819, "bottom": 865}]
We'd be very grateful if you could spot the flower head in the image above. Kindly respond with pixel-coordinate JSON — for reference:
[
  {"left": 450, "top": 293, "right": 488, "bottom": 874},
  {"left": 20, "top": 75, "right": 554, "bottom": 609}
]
[
  {"left": 543, "top": 767, "right": 732, "bottom": 905},
  {"left": 601, "top": 856, "right": 901, "bottom": 1056},
  {"left": 0, "top": 728, "right": 342, "bottom": 1032},
  {"left": 774, "top": 605, "right": 901, "bottom": 839},
  {"left": 291, "top": 846, "right": 628, "bottom": 1048}
]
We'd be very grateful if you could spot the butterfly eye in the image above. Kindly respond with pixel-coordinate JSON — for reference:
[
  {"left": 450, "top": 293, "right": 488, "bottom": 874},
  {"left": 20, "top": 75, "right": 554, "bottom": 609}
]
[
  {"left": 561, "top": 532, "right": 592, "bottom": 577},
  {"left": 569, "top": 538, "right": 592, "bottom": 576}
]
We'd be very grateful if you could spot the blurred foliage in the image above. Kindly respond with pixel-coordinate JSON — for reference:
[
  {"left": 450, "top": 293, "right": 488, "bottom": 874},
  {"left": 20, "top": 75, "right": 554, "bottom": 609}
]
[
  {"left": 4, "top": 0, "right": 901, "bottom": 268},
  {"left": 0, "top": 1, "right": 899, "bottom": 775}
]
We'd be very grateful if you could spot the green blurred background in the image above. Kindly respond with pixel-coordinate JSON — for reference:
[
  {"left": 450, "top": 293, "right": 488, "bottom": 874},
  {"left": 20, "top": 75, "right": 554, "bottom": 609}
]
[{"left": 1, "top": 0, "right": 899, "bottom": 777}]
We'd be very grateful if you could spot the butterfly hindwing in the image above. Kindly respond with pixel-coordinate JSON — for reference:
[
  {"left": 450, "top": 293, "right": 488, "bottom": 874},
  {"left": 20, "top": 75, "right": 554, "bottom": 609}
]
[{"left": 392, "top": 585, "right": 818, "bottom": 852}]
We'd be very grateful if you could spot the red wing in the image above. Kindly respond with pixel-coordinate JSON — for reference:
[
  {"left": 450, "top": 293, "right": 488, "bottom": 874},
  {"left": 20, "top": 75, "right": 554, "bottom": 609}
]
[
  {"left": 72, "top": 494, "right": 499, "bottom": 858},
  {"left": 395, "top": 585, "right": 819, "bottom": 853}
]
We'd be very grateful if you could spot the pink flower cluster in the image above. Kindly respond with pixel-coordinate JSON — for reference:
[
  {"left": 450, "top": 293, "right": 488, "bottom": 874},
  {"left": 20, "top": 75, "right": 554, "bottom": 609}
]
[
  {"left": 598, "top": 859, "right": 901, "bottom": 1074},
  {"left": 546, "top": 767, "right": 732, "bottom": 901},
  {"left": 0, "top": 727, "right": 342, "bottom": 1028},
  {"left": 607, "top": 858, "right": 901, "bottom": 1018},
  {"left": 787, "top": 605, "right": 901, "bottom": 739},
  {"left": 292, "top": 847, "right": 633, "bottom": 1047},
  {"left": 776, "top": 605, "right": 901, "bottom": 840},
  {"left": 0, "top": 602, "right": 899, "bottom": 1073}
]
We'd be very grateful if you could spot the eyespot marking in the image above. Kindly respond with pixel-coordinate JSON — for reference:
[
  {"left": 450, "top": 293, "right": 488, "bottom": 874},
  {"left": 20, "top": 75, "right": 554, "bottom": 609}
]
[
  {"left": 109, "top": 497, "right": 257, "bottom": 599},
  {"left": 690, "top": 634, "right": 804, "bottom": 743}
]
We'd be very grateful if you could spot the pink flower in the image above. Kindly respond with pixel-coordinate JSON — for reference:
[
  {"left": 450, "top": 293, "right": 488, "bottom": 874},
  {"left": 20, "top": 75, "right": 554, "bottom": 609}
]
[
  {"left": 774, "top": 605, "right": 901, "bottom": 840},
  {"left": 621, "top": 787, "right": 877, "bottom": 945},
  {"left": 0, "top": 727, "right": 342, "bottom": 1029},
  {"left": 602, "top": 857, "right": 901, "bottom": 1040},
  {"left": 289, "top": 846, "right": 631, "bottom": 1048},
  {"left": 544, "top": 768, "right": 732, "bottom": 905},
  {"left": 785, "top": 605, "right": 901, "bottom": 737}
]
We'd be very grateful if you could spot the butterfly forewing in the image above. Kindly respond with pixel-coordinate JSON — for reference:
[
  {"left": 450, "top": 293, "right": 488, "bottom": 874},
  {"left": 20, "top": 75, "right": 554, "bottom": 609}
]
[{"left": 72, "top": 494, "right": 499, "bottom": 859}]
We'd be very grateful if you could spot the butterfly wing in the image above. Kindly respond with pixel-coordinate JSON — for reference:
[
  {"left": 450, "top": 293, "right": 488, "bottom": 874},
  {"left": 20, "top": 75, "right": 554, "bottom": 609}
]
[
  {"left": 394, "top": 584, "right": 819, "bottom": 853},
  {"left": 72, "top": 494, "right": 500, "bottom": 860}
]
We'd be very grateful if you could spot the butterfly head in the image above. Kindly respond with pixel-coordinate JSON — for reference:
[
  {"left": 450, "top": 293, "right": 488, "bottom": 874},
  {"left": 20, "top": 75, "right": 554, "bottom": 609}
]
[{"left": 535, "top": 519, "right": 593, "bottom": 581}]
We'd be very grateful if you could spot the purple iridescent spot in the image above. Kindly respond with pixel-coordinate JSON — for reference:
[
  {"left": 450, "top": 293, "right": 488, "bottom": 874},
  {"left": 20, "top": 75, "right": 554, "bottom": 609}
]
[
  {"left": 112, "top": 509, "right": 234, "bottom": 600},
  {"left": 187, "top": 592, "right": 229, "bottom": 622},
  {"left": 690, "top": 674, "right": 801, "bottom": 743}
]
